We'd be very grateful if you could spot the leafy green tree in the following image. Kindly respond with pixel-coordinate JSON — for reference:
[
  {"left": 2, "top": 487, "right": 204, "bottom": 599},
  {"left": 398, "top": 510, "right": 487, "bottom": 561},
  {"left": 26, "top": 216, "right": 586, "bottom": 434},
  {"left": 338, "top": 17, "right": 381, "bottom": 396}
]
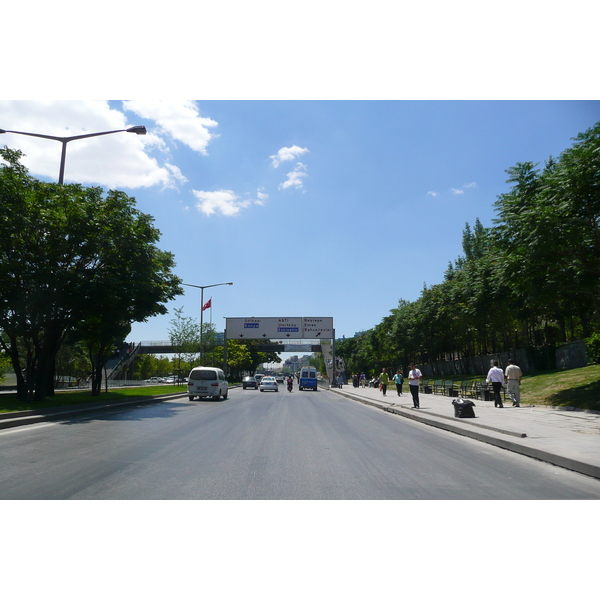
[
  {"left": 168, "top": 307, "right": 201, "bottom": 375},
  {"left": 0, "top": 147, "right": 182, "bottom": 400},
  {"left": 78, "top": 319, "right": 132, "bottom": 395},
  {"left": 0, "top": 351, "right": 11, "bottom": 384}
]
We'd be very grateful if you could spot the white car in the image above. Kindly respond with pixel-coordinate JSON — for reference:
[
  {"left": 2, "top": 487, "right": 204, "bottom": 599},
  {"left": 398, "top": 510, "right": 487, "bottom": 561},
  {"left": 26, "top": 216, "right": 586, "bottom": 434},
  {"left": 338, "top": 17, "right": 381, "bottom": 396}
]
[
  {"left": 145, "top": 377, "right": 164, "bottom": 384},
  {"left": 259, "top": 376, "right": 278, "bottom": 392}
]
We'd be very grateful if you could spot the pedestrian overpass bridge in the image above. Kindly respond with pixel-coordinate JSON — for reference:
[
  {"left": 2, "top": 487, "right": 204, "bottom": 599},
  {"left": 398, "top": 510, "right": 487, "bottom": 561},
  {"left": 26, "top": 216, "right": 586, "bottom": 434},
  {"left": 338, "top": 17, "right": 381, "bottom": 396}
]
[{"left": 106, "top": 339, "right": 322, "bottom": 380}]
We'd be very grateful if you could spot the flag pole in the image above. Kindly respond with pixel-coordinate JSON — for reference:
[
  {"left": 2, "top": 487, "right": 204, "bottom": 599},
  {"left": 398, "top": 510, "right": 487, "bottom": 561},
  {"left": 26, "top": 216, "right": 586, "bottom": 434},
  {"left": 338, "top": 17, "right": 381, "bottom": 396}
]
[
  {"left": 182, "top": 282, "right": 233, "bottom": 366},
  {"left": 200, "top": 288, "right": 204, "bottom": 364}
]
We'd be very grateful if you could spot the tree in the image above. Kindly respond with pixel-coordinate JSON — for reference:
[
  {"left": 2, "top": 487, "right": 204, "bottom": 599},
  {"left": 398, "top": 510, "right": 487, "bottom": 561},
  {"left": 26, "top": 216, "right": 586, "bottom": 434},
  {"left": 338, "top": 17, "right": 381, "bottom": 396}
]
[
  {"left": 0, "top": 147, "right": 183, "bottom": 400},
  {"left": 78, "top": 318, "right": 132, "bottom": 395},
  {"left": 0, "top": 351, "right": 10, "bottom": 384},
  {"left": 168, "top": 307, "right": 201, "bottom": 375},
  {"left": 213, "top": 340, "right": 253, "bottom": 379}
]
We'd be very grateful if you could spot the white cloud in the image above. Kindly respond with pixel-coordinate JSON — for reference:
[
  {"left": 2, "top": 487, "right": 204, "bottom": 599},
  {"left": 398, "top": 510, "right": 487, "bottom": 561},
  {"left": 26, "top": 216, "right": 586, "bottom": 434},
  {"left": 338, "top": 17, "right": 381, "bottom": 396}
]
[
  {"left": 192, "top": 189, "right": 254, "bottom": 216},
  {"left": 427, "top": 191, "right": 438, "bottom": 197},
  {"left": 123, "top": 100, "right": 218, "bottom": 155},
  {"left": 451, "top": 188, "right": 464, "bottom": 194},
  {"left": 0, "top": 100, "right": 173, "bottom": 188},
  {"left": 255, "top": 188, "right": 269, "bottom": 205},
  {"left": 270, "top": 145, "right": 309, "bottom": 167},
  {"left": 166, "top": 163, "right": 188, "bottom": 185},
  {"left": 279, "top": 162, "right": 308, "bottom": 190},
  {"left": 463, "top": 181, "right": 477, "bottom": 188},
  {"left": 0, "top": 100, "right": 217, "bottom": 189}
]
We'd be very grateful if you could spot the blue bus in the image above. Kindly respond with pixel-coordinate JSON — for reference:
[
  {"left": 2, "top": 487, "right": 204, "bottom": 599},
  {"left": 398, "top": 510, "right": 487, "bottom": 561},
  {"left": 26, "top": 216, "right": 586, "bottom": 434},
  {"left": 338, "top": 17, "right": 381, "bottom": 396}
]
[{"left": 299, "top": 366, "right": 318, "bottom": 391}]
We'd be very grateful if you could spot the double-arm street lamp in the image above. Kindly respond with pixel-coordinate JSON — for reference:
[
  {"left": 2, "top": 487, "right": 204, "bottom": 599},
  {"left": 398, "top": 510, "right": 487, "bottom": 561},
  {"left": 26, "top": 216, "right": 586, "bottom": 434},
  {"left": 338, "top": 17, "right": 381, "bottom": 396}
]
[
  {"left": 183, "top": 281, "right": 233, "bottom": 363},
  {"left": 0, "top": 125, "right": 147, "bottom": 184}
]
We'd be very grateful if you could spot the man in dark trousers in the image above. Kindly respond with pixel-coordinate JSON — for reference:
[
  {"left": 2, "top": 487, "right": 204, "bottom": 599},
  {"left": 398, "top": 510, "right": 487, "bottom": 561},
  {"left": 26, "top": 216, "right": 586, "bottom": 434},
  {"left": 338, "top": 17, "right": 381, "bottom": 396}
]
[
  {"left": 408, "top": 363, "right": 422, "bottom": 408},
  {"left": 486, "top": 360, "right": 505, "bottom": 408}
]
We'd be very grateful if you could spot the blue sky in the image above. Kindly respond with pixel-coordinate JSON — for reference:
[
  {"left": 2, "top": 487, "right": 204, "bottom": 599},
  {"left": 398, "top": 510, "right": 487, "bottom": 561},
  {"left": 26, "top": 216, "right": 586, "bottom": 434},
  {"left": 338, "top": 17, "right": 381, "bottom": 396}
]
[
  {"left": 2, "top": 100, "right": 599, "bottom": 345},
  {"left": 3, "top": 2, "right": 599, "bottom": 350}
]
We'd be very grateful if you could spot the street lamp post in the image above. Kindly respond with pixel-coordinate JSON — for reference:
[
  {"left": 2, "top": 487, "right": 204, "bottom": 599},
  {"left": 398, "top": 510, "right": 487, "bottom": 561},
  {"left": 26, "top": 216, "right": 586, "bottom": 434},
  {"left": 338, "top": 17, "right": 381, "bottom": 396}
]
[
  {"left": 0, "top": 125, "right": 147, "bottom": 184},
  {"left": 183, "top": 282, "right": 233, "bottom": 364}
]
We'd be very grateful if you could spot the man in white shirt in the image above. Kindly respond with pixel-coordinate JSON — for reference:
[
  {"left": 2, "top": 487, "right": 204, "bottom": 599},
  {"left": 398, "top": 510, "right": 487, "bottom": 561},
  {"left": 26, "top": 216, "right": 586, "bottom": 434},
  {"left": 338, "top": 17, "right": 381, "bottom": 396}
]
[
  {"left": 486, "top": 360, "right": 505, "bottom": 408},
  {"left": 505, "top": 359, "right": 523, "bottom": 407},
  {"left": 408, "top": 363, "right": 422, "bottom": 408}
]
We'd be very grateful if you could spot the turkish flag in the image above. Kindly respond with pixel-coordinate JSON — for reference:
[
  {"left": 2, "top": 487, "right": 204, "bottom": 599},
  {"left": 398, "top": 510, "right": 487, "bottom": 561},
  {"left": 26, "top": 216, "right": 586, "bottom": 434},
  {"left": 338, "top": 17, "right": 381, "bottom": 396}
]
[{"left": 202, "top": 298, "right": 212, "bottom": 311}]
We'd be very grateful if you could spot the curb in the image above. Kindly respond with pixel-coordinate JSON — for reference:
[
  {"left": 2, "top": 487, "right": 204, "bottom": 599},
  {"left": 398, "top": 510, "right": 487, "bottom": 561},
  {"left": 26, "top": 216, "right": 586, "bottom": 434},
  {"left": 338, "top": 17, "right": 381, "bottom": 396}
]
[
  {"left": 0, "top": 385, "right": 245, "bottom": 431},
  {"left": 0, "top": 392, "right": 189, "bottom": 431},
  {"left": 329, "top": 387, "right": 600, "bottom": 480}
]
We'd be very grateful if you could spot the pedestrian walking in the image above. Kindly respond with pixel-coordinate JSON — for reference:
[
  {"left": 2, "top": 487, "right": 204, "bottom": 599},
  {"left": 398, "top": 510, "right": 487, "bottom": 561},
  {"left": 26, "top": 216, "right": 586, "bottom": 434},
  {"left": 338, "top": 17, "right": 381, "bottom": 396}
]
[
  {"left": 408, "top": 363, "right": 422, "bottom": 408},
  {"left": 379, "top": 368, "right": 390, "bottom": 396},
  {"left": 505, "top": 359, "right": 523, "bottom": 406},
  {"left": 337, "top": 374, "right": 344, "bottom": 388},
  {"left": 360, "top": 373, "right": 366, "bottom": 388},
  {"left": 352, "top": 373, "right": 359, "bottom": 388},
  {"left": 486, "top": 360, "right": 505, "bottom": 408},
  {"left": 393, "top": 369, "right": 404, "bottom": 396}
]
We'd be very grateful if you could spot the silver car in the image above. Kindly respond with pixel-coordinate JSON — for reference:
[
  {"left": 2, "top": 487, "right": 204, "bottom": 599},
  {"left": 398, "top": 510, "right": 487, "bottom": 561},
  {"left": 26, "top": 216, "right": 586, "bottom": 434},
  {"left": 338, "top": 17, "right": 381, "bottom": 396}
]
[{"left": 259, "top": 376, "right": 278, "bottom": 392}]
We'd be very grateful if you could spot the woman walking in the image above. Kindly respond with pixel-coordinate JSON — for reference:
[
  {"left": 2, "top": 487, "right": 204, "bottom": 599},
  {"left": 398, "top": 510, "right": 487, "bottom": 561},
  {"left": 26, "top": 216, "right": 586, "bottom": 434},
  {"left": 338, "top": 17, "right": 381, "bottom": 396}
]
[{"left": 393, "top": 370, "right": 404, "bottom": 396}]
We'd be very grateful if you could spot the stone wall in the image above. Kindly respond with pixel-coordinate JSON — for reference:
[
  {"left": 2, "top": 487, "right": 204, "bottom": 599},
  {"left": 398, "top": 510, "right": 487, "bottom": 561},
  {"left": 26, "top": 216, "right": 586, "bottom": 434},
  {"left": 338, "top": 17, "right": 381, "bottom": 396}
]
[{"left": 420, "top": 341, "right": 588, "bottom": 378}]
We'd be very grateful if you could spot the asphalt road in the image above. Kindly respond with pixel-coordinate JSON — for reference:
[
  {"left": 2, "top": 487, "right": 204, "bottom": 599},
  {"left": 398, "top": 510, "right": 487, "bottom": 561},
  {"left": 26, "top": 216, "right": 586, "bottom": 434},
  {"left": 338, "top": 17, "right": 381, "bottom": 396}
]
[{"left": 2, "top": 385, "right": 600, "bottom": 499}]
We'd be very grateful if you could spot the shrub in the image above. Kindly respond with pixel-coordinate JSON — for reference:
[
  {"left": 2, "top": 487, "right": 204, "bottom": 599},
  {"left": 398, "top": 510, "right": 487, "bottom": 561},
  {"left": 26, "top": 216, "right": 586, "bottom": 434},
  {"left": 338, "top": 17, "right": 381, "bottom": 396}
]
[{"left": 585, "top": 333, "right": 600, "bottom": 364}]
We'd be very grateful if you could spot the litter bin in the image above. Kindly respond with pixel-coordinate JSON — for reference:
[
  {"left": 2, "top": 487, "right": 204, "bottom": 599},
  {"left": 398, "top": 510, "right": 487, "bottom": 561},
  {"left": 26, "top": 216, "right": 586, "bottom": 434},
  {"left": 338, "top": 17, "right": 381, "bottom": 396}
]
[{"left": 452, "top": 398, "right": 476, "bottom": 418}]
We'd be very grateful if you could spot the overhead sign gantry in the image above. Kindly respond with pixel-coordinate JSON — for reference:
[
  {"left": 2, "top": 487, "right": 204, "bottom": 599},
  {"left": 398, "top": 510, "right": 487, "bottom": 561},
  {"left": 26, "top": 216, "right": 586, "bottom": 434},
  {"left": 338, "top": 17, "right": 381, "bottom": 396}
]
[
  {"left": 224, "top": 317, "right": 335, "bottom": 382},
  {"left": 225, "top": 317, "right": 333, "bottom": 340}
]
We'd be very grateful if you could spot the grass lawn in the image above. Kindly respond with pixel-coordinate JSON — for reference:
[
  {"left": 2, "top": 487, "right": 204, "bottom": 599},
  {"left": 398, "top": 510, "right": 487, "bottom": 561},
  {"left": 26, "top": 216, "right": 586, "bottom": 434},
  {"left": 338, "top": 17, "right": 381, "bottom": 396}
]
[
  {"left": 0, "top": 385, "right": 188, "bottom": 414},
  {"left": 520, "top": 364, "right": 600, "bottom": 411}
]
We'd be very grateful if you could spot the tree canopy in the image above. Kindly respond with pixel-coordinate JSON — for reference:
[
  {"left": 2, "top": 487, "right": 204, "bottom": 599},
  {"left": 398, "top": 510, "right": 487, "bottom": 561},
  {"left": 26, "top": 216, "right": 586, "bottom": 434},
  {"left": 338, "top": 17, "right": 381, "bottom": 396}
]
[
  {"left": 0, "top": 147, "right": 183, "bottom": 400},
  {"left": 337, "top": 121, "right": 600, "bottom": 376}
]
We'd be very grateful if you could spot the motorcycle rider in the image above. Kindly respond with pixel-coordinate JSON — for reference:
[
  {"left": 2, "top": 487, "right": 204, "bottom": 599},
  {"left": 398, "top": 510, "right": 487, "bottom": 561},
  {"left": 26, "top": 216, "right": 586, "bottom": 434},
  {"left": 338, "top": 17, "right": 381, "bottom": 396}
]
[{"left": 287, "top": 376, "right": 293, "bottom": 391}]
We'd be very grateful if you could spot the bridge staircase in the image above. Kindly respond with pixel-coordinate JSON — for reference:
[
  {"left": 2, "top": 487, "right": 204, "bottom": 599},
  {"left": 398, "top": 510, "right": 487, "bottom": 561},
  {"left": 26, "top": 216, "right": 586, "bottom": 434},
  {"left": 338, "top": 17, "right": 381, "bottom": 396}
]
[{"left": 105, "top": 342, "right": 142, "bottom": 380}]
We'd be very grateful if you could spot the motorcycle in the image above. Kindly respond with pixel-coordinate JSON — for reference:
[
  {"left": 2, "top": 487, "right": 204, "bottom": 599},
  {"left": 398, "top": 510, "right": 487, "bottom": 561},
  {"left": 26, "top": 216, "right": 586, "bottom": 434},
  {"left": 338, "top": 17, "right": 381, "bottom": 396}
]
[{"left": 287, "top": 380, "right": 293, "bottom": 392}]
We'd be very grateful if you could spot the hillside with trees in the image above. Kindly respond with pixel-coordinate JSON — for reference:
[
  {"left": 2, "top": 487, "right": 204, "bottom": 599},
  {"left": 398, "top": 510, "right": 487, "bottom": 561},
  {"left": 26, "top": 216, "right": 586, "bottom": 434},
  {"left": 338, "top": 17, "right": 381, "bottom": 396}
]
[{"left": 337, "top": 122, "right": 600, "bottom": 377}]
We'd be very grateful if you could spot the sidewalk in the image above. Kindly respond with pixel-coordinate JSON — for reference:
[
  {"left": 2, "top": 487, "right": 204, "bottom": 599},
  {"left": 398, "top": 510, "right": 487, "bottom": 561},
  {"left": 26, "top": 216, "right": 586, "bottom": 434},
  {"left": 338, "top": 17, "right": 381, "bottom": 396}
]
[{"left": 328, "top": 383, "right": 600, "bottom": 480}]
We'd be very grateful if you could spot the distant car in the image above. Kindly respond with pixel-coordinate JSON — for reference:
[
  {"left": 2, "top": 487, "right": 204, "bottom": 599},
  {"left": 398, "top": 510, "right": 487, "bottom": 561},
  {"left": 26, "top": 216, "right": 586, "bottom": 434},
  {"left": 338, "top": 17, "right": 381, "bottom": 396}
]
[
  {"left": 255, "top": 374, "right": 265, "bottom": 385},
  {"left": 243, "top": 376, "right": 258, "bottom": 389},
  {"left": 145, "top": 377, "right": 164, "bottom": 384},
  {"left": 275, "top": 375, "right": 284, "bottom": 384},
  {"left": 163, "top": 376, "right": 176, "bottom": 384},
  {"left": 259, "top": 376, "right": 278, "bottom": 392}
]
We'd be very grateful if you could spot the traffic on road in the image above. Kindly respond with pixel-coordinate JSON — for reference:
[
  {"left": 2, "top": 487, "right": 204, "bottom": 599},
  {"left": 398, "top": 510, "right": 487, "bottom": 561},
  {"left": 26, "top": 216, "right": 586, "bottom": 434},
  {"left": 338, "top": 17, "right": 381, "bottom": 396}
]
[{"left": 1, "top": 385, "right": 600, "bottom": 500}]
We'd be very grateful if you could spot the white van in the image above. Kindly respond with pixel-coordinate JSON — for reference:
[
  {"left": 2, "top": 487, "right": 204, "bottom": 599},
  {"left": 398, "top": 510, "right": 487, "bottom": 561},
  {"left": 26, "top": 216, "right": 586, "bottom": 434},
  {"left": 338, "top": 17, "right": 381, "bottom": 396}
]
[{"left": 187, "top": 367, "right": 228, "bottom": 400}]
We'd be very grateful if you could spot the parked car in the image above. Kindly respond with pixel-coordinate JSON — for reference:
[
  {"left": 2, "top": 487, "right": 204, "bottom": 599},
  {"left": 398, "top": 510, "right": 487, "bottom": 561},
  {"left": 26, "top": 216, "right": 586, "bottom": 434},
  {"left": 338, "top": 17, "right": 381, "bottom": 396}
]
[
  {"left": 259, "top": 376, "right": 278, "bottom": 392},
  {"left": 243, "top": 376, "right": 258, "bottom": 389},
  {"left": 145, "top": 377, "right": 164, "bottom": 384}
]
